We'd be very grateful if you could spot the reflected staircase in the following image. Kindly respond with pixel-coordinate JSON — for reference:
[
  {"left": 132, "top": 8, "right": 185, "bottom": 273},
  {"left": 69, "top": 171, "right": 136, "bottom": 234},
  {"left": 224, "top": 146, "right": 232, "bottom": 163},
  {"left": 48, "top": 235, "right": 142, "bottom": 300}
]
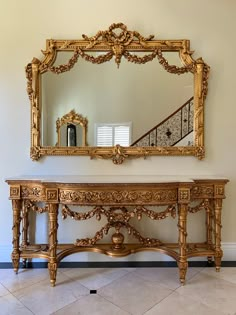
[{"left": 131, "top": 97, "right": 194, "bottom": 147}]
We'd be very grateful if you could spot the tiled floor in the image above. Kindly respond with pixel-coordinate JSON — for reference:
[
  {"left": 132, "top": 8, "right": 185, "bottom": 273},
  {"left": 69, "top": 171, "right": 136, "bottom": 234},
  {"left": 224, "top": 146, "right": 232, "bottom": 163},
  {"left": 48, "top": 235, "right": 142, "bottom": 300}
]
[{"left": 0, "top": 266, "right": 236, "bottom": 314}]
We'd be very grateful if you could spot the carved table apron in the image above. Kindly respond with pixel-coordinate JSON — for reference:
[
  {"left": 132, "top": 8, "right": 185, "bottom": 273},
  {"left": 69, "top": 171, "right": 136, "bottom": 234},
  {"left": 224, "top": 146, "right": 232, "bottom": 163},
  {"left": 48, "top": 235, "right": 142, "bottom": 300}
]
[{"left": 6, "top": 175, "right": 228, "bottom": 287}]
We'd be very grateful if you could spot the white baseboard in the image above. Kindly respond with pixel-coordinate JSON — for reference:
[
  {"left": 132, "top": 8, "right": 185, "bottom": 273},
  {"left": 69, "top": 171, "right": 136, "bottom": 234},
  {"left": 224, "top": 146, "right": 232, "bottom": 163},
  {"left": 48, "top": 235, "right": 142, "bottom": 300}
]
[
  {"left": 1, "top": 243, "right": 236, "bottom": 263},
  {"left": 221, "top": 243, "right": 236, "bottom": 261}
]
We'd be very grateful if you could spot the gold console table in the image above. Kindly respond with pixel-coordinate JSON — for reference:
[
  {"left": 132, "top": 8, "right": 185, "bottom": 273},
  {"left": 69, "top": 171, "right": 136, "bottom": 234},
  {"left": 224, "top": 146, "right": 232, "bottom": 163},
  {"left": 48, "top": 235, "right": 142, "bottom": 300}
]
[{"left": 6, "top": 175, "right": 228, "bottom": 286}]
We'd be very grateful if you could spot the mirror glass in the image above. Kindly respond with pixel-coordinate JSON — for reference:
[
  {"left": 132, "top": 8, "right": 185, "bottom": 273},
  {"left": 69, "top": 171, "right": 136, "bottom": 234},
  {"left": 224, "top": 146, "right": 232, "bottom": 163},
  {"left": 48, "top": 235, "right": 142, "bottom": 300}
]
[{"left": 41, "top": 51, "right": 193, "bottom": 148}]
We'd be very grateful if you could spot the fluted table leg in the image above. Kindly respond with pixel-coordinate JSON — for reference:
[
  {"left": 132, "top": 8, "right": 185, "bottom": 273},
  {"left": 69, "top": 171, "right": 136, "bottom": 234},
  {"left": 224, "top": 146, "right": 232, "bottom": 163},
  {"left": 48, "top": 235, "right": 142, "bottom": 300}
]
[
  {"left": 21, "top": 201, "right": 29, "bottom": 268},
  {"left": 177, "top": 187, "right": 190, "bottom": 285},
  {"left": 12, "top": 199, "right": 22, "bottom": 274},
  {"left": 205, "top": 199, "right": 213, "bottom": 264},
  {"left": 214, "top": 198, "right": 223, "bottom": 272},
  {"left": 48, "top": 203, "right": 58, "bottom": 287},
  {"left": 178, "top": 203, "right": 188, "bottom": 284}
]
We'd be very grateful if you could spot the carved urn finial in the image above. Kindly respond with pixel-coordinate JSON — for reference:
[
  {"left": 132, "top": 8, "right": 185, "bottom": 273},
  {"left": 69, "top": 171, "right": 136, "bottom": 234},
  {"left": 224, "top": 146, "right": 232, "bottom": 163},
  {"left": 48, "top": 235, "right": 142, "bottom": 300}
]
[{"left": 111, "top": 227, "right": 124, "bottom": 250}]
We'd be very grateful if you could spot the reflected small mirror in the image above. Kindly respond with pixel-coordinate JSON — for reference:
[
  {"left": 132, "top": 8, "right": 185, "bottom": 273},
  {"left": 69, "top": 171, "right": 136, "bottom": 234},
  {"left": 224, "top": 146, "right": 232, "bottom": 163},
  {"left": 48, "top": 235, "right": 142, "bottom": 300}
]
[{"left": 55, "top": 110, "right": 88, "bottom": 147}]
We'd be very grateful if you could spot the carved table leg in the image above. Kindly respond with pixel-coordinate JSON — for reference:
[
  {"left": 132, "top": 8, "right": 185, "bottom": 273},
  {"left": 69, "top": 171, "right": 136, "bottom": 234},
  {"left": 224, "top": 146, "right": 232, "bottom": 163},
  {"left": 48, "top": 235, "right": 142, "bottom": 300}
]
[
  {"left": 12, "top": 199, "right": 22, "bottom": 274},
  {"left": 205, "top": 199, "right": 213, "bottom": 265},
  {"left": 177, "top": 187, "right": 190, "bottom": 285},
  {"left": 214, "top": 198, "right": 223, "bottom": 272},
  {"left": 21, "top": 201, "right": 29, "bottom": 268},
  {"left": 48, "top": 203, "right": 58, "bottom": 287},
  {"left": 178, "top": 203, "right": 188, "bottom": 284}
]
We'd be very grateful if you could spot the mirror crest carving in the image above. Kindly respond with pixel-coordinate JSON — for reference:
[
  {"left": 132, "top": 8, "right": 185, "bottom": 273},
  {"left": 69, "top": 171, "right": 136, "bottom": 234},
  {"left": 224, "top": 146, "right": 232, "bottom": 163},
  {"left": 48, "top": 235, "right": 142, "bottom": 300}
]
[{"left": 26, "top": 23, "right": 210, "bottom": 164}]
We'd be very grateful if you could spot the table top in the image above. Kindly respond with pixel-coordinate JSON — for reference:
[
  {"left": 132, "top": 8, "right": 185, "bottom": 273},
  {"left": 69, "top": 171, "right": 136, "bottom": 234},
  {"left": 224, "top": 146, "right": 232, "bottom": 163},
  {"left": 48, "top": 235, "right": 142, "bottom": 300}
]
[{"left": 5, "top": 175, "right": 229, "bottom": 184}]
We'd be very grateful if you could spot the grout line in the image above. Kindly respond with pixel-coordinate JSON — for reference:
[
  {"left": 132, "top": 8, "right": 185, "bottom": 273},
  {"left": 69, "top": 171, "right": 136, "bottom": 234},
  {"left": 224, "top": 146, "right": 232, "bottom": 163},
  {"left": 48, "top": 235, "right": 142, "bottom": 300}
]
[
  {"left": 8, "top": 291, "right": 36, "bottom": 315},
  {"left": 4, "top": 270, "right": 54, "bottom": 295},
  {"left": 96, "top": 291, "right": 133, "bottom": 315},
  {"left": 0, "top": 281, "right": 12, "bottom": 296},
  {"left": 142, "top": 289, "right": 177, "bottom": 314},
  {"left": 197, "top": 267, "right": 236, "bottom": 287},
  {"left": 96, "top": 269, "right": 176, "bottom": 314}
]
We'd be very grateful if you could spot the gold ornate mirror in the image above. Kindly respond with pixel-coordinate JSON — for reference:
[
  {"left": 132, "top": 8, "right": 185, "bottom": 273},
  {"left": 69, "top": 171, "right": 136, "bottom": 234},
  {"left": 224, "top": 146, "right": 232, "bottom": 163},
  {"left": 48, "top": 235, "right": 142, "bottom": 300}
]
[{"left": 26, "top": 23, "right": 209, "bottom": 164}]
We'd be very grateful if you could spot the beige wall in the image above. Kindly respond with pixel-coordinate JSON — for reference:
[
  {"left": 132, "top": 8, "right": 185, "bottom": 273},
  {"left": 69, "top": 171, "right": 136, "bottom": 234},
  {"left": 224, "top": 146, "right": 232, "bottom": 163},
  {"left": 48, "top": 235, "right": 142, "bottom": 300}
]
[{"left": 0, "top": 0, "right": 235, "bottom": 262}]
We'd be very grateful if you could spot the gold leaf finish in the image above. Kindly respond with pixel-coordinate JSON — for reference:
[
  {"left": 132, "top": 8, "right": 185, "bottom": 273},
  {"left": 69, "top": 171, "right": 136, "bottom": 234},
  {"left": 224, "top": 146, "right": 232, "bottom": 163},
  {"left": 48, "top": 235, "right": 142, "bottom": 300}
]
[
  {"left": 56, "top": 110, "right": 88, "bottom": 147},
  {"left": 26, "top": 23, "right": 210, "bottom": 163},
  {"left": 59, "top": 188, "right": 177, "bottom": 205},
  {"left": 6, "top": 177, "right": 228, "bottom": 286}
]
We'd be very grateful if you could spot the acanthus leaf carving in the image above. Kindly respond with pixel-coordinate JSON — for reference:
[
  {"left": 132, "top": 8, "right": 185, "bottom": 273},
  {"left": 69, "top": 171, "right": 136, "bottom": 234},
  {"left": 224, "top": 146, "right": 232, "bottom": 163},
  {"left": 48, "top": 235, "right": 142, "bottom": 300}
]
[{"left": 30, "top": 146, "right": 41, "bottom": 161}]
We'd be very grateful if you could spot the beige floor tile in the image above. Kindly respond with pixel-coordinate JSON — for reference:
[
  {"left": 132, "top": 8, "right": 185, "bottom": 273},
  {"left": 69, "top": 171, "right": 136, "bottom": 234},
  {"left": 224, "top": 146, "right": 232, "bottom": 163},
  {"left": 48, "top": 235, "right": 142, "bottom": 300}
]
[
  {"left": 0, "top": 268, "right": 50, "bottom": 293},
  {"left": 132, "top": 267, "right": 202, "bottom": 290},
  {"left": 144, "top": 291, "right": 226, "bottom": 315},
  {"left": 0, "top": 283, "right": 10, "bottom": 297},
  {"left": 62, "top": 267, "right": 130, "bottom": 290},
  {"left": 0, "top": 293, "right": 33, "bottom": 315},
  {"left": 1, "top": 267, "right": 236, "bottom": 315},
  {"left": 201, "top": 267, "right": 236, "bottom": 285},
  {"left": 176, "top": 271, "right": 236, "bottom": 314},
  {"left": 98, "top": 272, "right": 173, "bottom": 315},
  {"left": 13, "top": 272, "right": 89, "bottom": 315},
  {"left": 52, "top": 294, "right": 130, "bottom": 315},
  {"left": 0, "top": 269, "right": 15, "bottom": 278}
]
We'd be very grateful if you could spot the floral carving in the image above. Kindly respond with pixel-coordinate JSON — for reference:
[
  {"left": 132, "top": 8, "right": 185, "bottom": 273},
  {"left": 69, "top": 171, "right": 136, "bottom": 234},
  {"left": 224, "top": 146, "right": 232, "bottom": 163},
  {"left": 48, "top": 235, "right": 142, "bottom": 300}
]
[
  {"left": 21, "top": 186, "right": 42, "bottom": 198},
  {"left": 24, "top": 200, "right": 48, "bottom": 213},
  {"left": 62, "top": 205, "right": 176, "bottom": 222},
  {"left": 49, "top": 50, "right": 80, "bottom": 74},
  {"left": 60, "top": 188, "right": 177, "bottom": 204},
  {"left": 157, "top": 49, "right": 194, "bottom": 74},
  {"left": 188, "top": 199, "right": 210, "bottom": 213},
  {"left": 191, "top": 186, "right": 214, "bottom": 198}
]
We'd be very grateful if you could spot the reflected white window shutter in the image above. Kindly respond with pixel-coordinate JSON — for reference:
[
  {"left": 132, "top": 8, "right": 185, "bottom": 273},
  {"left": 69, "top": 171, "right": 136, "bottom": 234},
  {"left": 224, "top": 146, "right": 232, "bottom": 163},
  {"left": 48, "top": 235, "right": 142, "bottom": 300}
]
[
  {"left": 114, "top": 125, "right": 130, "bottom": 146},
  {"left": 96, "top": 125, "right": 113, "bottom": 146},
  {"left": 95, "top": 123, "right": 131, "bottom": 146}
]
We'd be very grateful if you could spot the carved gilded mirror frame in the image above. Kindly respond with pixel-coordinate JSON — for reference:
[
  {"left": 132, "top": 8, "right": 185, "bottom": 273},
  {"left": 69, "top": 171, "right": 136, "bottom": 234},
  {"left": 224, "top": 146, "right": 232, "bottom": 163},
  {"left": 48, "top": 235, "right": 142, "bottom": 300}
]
[
  {"left": 26, "top": 23, "right": 210, "bottom": 164},
  {"left": 55, "top": 110, "right": 88, "bottom": 147}
]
